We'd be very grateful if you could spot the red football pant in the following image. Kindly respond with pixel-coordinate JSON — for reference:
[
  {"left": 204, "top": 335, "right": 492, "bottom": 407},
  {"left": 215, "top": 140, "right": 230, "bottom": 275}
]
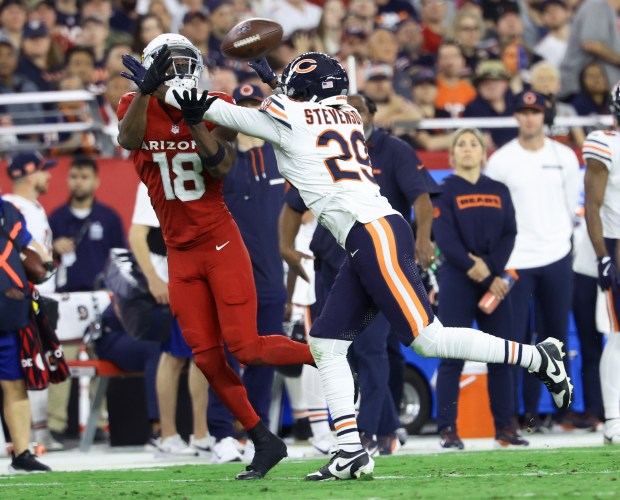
[{"left": 168, "top": 217, "right": 313, "bottom": 428}]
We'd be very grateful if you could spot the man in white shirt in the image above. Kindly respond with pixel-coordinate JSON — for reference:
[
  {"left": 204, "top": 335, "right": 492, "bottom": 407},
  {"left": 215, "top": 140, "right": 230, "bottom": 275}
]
[
  {"left": 129, "top": 183, "right": 214, "bottom": 458},
  {"left": 486, "top": 90, "right": 581, "bottom": 431},
  {"left": 583, "top": 85, "right": 620, "bottom": 444},
  {"left": 2, "top": 151, "right": 62, "bottom": 452}
]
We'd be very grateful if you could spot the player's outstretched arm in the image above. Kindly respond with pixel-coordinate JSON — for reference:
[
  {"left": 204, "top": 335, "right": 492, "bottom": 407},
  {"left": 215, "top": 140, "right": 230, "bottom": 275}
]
[
  {"left": 118, "top": 47, "right": 174, "bottom": 150},
  {"left": 172, "top": 88, "right": 235, "bottom": 178},
  {"left": 163, "top": 87, "right": 282, "bottom": 144}
]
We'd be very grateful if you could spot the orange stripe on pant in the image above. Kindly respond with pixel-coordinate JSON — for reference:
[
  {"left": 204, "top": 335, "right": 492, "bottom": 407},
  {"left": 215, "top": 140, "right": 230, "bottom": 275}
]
[
  {"left": 378, "top": 218, "right": 429, "bottom": 331},
  {"left": 366, "top": 221, "right": 422, "bottom": 336},
  {"left": 609, "top": 289, "right": 620, "bottom": 332}
]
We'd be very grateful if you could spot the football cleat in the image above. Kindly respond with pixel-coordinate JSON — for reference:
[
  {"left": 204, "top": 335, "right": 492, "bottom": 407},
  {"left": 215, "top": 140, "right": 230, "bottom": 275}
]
[
  {"left": 235, "top": 432, "right": 287, "bottom": 480},
  {"left": 604, "top": 419, "right": 620, "bottom": 445},
  {"left": 529, "top": 338, "right": 573, "bottom": 410},
  {"left": 495, "top": 426, "right": 529, "bottom": 448},
  {"left": 211, "top": 437, "right": 242, "bottom": 464},
  {"left": 359, "top": 431, "right": 379, "bottom": 456},
  {"left": 311, "top": 432, "right": 338, "bottom": 455},
  {"left": 305, "top": 449, "right": 374, "bottom": 481},
  {"left": 439, "top": 427, "right": 464, "bottom": 450},
  {"left": 8, "top": 450, "right": 51, "bottom": 474},
  {"left": 377, "top": 433, "right": 401, "bottom": 455}
]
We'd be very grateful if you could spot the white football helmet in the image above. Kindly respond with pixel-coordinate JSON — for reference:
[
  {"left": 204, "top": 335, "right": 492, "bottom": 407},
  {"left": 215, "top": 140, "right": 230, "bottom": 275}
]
[{"left": 142, "top": 33, "right": 203, "bottom": 90}]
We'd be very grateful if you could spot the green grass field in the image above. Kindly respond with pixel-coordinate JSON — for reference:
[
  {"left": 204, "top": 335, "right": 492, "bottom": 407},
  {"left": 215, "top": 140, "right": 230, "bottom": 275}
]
[{"left": 2, "top": 447, "right": 620, "bottom": 499}]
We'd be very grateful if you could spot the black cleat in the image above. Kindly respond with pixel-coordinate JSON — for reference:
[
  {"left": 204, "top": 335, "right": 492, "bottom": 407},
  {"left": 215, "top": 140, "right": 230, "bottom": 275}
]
[
  {"left": 9, "top": 450, "right": 51, "bottom": 474},
  {"left": 235, "top": 431, "right": 287, "bottom": 480},
  {"left": 439, "top": 427, "right": 464, "bottom": 450},
  {"left": 495, "top": 426, "right": 529, "bottom": 448},
  {"left": 529, "top": 338, "right": 573, "bottom": 410}
]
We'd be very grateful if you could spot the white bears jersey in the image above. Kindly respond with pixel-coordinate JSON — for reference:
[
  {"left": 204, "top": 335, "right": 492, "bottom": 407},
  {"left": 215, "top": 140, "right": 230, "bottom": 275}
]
[
  {"left": 582, "top": 129, "right": 620, "bottom": 238},
  {"left": 165, "top": 90, "right": 398, "bottom": 247}
]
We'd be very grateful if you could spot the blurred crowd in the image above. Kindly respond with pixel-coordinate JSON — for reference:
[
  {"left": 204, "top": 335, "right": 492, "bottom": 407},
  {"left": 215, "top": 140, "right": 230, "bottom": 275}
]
[{"left": 0, "top": 0, "right": 619, "bottom": 158}]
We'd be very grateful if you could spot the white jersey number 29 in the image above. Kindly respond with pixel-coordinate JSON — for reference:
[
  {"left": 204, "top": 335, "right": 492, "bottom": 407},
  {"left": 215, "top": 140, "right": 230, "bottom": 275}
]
[{"left": 152, "top": 152, "right": 205, "bottom": 202}]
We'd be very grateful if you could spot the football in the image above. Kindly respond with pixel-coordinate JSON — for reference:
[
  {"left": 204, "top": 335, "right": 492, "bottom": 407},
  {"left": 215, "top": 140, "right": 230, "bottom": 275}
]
[
  {"left": 221, "top": 18, "right": 283, "bottom": 61},
  {"left": 20, "top": 246, "right": 48, "bottom": 284}
]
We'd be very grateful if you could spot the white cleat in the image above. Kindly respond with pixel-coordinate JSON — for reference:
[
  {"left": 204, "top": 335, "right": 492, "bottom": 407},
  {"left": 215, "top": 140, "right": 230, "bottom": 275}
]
[
  {"left": 529, "top": 338, "right": 573, "bottom": 410},
  {"left": 190, "top": 434, "right": 216, "bottom": 456},
  {"left": 211, "top": 437, "right": 243, "bottom": 464},
  {"left": 33, "top": 429, "right": 64, "bottom": 452},
  {"left": 604, "top": 420, "right": 620, "bottom": 445},
  {"left": 305, "top": 449, "right": 374, "bottom": 481},
  {"left": 156, "top": 434, "right": 198, "bottom": 457}
]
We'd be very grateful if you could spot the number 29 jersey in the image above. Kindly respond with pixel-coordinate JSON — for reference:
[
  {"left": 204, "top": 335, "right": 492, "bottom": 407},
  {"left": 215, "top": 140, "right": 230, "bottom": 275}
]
[
  {"left": 117, "top": 91, "right": 234, "bottom": 249},
  {"left": 257, "top": 94, "right": 398, "bottom": 247}
]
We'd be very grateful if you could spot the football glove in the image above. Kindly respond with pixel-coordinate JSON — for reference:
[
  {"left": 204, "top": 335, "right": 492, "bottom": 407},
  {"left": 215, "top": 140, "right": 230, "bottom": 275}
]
[
  {"left": 248, "top": 58, "right": 277, "bottom": 85},
  {"left": 597, "top": 256, "right": 619, "bottom": 291},
  {"left": 171, "top": 87, "right": 217, "bottom": 125},
  {"left": 121, "top": 45, "right": 174, "bottom": 95}
]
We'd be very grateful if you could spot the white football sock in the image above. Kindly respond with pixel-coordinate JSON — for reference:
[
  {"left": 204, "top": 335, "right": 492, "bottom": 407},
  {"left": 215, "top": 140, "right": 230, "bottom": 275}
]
[
  {"left": 309, "top": 337, "right": 361, "bottom": 452},
  {"left": 28, "top": 389, "right": 49, "bottom": 429},
  {"left": 412, "top": 318, "right": 541, "bottom": 370},
  {"left": 600, "top": 333, "right": 620, "bottom": 420}
]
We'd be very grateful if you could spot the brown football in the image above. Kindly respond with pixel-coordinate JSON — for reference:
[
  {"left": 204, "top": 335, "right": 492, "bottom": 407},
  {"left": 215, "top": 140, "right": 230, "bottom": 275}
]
[
  {"left": 221, "top": 18, "right": 283, "bottom": 61},
  {"left": 20, "top": 246, "right": 47, "bottom": 284}
]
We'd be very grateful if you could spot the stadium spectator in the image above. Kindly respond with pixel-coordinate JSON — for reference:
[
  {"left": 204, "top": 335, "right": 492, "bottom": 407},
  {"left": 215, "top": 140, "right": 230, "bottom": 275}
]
[
  {"left": 433, "top": 127, "right": 524, "bottom": 449},
  {"left": 78, "top": 16, "right": 110, "bottom": 70},
  {"left": 63, "top": 45, "right": 96, "bottom": 89},
  {"left": 30, "top": 0, "right": 58, "bottom": 33},
  {"left": 105, "top": 42, "right": 134, "bottom": 76},
  {"left": 179, "top": 10, "right": 210, "bottom": 62},
  {"left": 559, "top": 0, "right": 620, "bottom": 100},
  {"left": 270, "top": 0, "right": 322, "bottom": 38},
  {"left": 210, "top": 66, "right": 238, "bottom": 95},
  {"left": 48, "top": 74, "right": 98, "bottom": 156},
  {"left": 571, "top": 62, "right": 612, "bottom": 117},
  {"left": 148, "top": 0, "right": 172, "bottom": 32},
  {"left": 54, "top": 0, "right": 81, "bottom": 49},
  {"left": 338, "top": 25, "right": 368, "bottom": 62},
  {"left": 486, "top": 90, "right": 580, "bottom": 432},
  {"left": 99, "top": 72, "right": 134, "bottom": 152},
  {"left": 407, "top": 68, "right": 452, "bottom": 151},
  {"left": 463, "top": 60, "right": 516, "bottom": 150},
  {"left": 316, "top": 0, "right": 346, "bottom": 56},
  {"left": 129, "top": 182, "right": 211, "bottom": 457},
  {"left": 0, "top": 195, "right": 51, "bottom": 473},
  {"left": 109, "top": 0, "right": 139, "bottom": 39},
  {"left": 0, "top": 37, "right": 44, "bottom": 145},
  {"left": 434, "top": 40, "right": 477, "bottom": 117},
  {"left": 0, "top": 0, "right": 27, "bottom": 50},
  {"left": 131, "top": 13, "right": 165, "bottom": 56},
  {"left": 419, "top": 0, "right": 449, "bottom": 55},
  {"left": 345, "top": 0, "right": 376, "bottom": 35},
  {"left": 529, "top": 61, "right": 585, "bottom": 148},
  {"left": 533, "top": 0, "right": 571, "bottom": 68},
  {"left": 49, "top": 155, "right": 125, "bottom": 292},
  {"left": 206, "top": 0, "right": 237, "bottom": 67},
  {"left": 16, "top": 20, "right": 63, "bottom": 92},
  {"left": 450, "top": 8, "right": 486, "bottom": 77},
  {"left": 368, "top": 28, "right": 399, "bottom": 66},
  {"left": 362, "top": 63, "right": 422, "bottom": 130},
  {"left": 375, "top": 0, "right": 418, "bottom": 31}
]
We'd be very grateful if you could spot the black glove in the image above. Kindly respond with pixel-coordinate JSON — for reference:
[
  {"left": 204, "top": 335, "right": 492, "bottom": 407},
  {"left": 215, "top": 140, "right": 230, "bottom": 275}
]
[
  {"left": 121, "top": 44, "right": 174, "bottom": 95},
  {"left": 172, "top": 87, "right": 217, "bottom": 126},
  {"left": 597, "top": 256, "right": 619, "bottom": 291},
  {"left": 248, "top": 58, "right": 276, "bottom": 85}
]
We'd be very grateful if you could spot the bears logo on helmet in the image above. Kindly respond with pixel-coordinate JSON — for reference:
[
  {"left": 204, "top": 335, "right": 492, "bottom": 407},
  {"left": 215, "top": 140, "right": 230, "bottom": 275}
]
[{"left": 278, "top": 52, "right": 349, "bottom": 106}]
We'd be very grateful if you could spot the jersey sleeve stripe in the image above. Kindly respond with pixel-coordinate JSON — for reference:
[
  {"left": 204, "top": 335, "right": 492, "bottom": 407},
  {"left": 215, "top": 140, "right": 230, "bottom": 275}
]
[
  {"left": 267, "top": 104, "right": 289, "bottom": 120},
  {"left": 259, "top": 109, "right": 293, "bottom": 130},
  {"left": 585, "top": 138, "right": 611, "bottom": 148},
  {"left": 583, "top": 144, "right": 611, "bottom": 157},
  {"left": 269, "top": 97, "right": 286, "bottom": 110},
  {"left": 582, "top": 151, "right": 611, "bottom": 164}
]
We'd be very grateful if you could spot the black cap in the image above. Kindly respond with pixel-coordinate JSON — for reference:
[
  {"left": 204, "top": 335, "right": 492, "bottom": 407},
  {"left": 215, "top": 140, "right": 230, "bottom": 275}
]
[
  {"left": 7, "top": 152, "right": 56, "bottom": 180},
  {"left": 411, "top": 68, "right": 437, "bottom": 86},
  {"left": 23, "top": 20, "right": 49, "bottom": 39},
  {"left": 183, "top": 9, "right": 209, "bottom": 24},
  {"left": 514, "top": 90, "right": 547, "bottom": 112}
]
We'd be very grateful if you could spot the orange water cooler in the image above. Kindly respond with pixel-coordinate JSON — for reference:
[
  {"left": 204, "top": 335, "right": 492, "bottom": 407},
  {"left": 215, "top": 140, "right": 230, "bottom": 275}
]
[{"left": 455, "top": 361, "right": 495, "bottom": 438}]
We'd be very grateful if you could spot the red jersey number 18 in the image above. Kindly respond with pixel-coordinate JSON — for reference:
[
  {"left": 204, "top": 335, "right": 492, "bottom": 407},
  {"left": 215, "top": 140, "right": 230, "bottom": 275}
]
[{"left": 152, "top": 152, "right": 206, "bottom": 202}]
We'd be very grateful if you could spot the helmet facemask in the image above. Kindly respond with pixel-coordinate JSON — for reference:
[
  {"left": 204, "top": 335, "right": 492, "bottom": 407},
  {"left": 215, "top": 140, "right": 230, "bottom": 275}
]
[{"left": 143, "top": 40, "right": 203, "bottom": 90}]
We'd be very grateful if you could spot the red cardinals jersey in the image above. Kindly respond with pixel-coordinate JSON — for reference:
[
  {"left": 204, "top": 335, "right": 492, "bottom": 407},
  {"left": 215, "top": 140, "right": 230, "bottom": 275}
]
[{"left": 117, "top": 91, "right": 234, "bottom": 249}]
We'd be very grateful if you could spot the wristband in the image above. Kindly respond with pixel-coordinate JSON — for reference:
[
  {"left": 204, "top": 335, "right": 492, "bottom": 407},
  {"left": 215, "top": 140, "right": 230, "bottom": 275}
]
[{"left": 202, "top": 143, "right": 225, "bottom": 167}]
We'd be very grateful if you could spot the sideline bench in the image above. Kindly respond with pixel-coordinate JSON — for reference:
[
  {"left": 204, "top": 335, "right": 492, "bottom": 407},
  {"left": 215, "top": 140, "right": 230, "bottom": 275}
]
[{"left": 67, "top": 360, "right": 142, "bottom": 452}]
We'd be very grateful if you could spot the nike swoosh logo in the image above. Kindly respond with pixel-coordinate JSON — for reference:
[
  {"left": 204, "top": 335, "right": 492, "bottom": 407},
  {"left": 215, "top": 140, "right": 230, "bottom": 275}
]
[
  {"left": 548, "top": 352, "right": 562, "bottom": 379},
  {"left": 334, "top": 452, "right": 366, "bottom": 472},
  {"left": 350, "top": 249, "right": 359, "bottom": 257},
  {"left": 603, "top": 262, "right": 611, "bottom": 276},
  {"left": 216, "top": 241, "right": 230, "bottom": 251}
]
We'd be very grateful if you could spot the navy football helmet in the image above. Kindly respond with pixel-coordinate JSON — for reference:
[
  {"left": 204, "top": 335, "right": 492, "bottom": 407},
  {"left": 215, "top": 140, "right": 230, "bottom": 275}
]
[{"left": 278, "top": 52, "right": 349, "bottom": 106}]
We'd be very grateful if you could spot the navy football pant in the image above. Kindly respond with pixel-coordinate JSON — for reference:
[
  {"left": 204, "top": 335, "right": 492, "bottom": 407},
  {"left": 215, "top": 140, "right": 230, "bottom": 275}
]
[
  {"left": 436, "top": 265, "right": 515, "bottom": 432},
  {"left": 511, "top": 252, "right": 573, "bottom": 415}
]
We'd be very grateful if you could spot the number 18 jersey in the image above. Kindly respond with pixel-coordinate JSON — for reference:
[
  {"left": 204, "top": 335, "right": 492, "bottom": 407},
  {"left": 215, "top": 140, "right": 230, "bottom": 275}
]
[{"left": 117, "top": 92, "right": 234, "bottom": 249}]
